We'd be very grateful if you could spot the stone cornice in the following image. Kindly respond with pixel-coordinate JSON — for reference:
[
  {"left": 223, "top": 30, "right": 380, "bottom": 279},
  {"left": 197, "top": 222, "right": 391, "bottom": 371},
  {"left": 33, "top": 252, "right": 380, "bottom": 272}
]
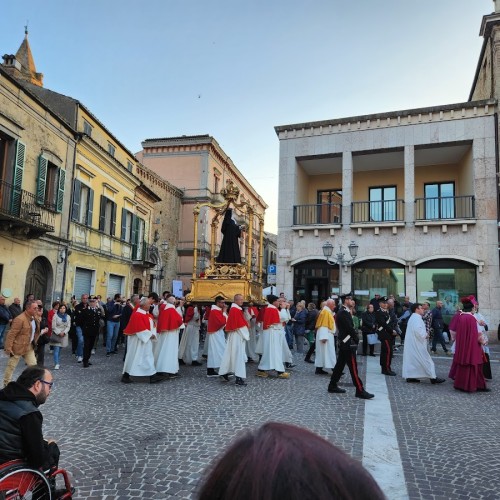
[{"left": 275, "top": 99, "right": 496, "bottom": 138}]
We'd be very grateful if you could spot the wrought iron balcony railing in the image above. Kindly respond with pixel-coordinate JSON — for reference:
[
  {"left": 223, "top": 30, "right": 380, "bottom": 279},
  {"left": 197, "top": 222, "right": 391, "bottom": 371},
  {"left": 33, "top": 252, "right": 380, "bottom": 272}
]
[
  {"left": 0, "top": 179, "right": 55, "bottom": 235},
  {"left": 293, "top": 203, "right": 342, "bottom": 225},
  {"left": 351, "top": 199, "right": 405, "bottom": 223},
  {"left": 414, "top": 195, "right": 475, "bottom": 220}
]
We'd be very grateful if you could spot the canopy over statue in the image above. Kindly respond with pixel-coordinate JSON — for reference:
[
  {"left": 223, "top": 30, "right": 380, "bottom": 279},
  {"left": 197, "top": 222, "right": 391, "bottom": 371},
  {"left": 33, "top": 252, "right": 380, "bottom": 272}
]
[
  {"left": 186, "top": 180, "right": 265, "bottom": 304},
  {"left": 216, "top": 209, "right": 242, "bottom": 264}
]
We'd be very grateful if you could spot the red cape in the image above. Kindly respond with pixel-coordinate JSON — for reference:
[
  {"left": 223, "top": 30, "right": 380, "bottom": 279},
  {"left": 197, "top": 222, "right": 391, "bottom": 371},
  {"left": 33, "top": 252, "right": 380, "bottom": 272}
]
[
  {"left": 225, "top": 304, "right": 248, "bottom": 331},
  {"left": 453, "top": 312, "right": 483, "bottom": 365},
  {"left": 184, "top": 306, "right": 195, "bottom": 323},
  {"left": 157, "top": 305, "right": 183, "bottom": 332},
  {"left": 207, "top": 307, "right": 226, "bottom": 333},
  {"left": 263, "top": 306, "right": 280, "bottom": 329},
  {"left": 123, "top": 309, "right": 153, "bottom": 335}
]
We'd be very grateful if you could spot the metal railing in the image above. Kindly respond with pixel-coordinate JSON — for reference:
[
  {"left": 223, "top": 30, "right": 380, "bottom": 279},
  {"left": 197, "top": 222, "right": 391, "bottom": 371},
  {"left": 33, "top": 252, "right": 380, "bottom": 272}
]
[
  {"left": 0, "top": 179, "right": 55, "bottom": 231},
  {"left": 293, "top": 203, "right": 342, "bottom": 225},
  {"left": 414, "top": 195, "right": 475, "bottom": 220},
  {"left": 351, "top": 199, "right": 405, "bottom": 223}
]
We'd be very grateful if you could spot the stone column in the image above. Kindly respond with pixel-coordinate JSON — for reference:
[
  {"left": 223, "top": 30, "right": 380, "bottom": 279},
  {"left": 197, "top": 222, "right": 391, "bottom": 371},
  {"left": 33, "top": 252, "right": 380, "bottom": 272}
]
[
  {"left": 342, "top": 151, "right": 353, "bottom": 226},
  {"left": 404, "top": 145, "right": 416, "bottom": 300}
]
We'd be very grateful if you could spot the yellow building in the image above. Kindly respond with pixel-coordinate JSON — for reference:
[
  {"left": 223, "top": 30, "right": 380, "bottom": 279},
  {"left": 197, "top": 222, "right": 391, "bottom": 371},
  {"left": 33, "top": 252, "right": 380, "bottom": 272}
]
[
  {"left": 2, "top": 32, "right": 161, "bottom": 302},
  {"left": 0, "top": 34, "right": 76, "bottom": 306}
]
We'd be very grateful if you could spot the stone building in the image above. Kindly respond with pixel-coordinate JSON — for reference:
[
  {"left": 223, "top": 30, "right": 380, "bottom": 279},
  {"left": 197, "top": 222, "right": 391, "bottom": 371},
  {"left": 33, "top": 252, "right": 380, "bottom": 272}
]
[{"left": 275, "top": 4, "right": 500, "bottom": 325}]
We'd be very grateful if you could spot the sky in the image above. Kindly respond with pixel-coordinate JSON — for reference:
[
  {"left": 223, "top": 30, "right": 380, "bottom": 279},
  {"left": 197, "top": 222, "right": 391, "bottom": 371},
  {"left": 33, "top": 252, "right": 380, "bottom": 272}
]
[{"left": 0, "top": 0, "right": 493, "bottom": 233}]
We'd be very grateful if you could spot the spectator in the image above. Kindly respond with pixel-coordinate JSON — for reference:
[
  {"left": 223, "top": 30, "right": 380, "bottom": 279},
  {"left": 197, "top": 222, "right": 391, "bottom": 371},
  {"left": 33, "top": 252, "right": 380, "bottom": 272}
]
[
  {"left": 0, "top": 295, "right": 12, "bottom": 349},
  {"left": 105, "top": 293, "right": 123, "bottom": 356},
  {"left": 291, "top": 302, "right": 307, "bottom": 354},
  {"left": 8, "top": 297, "right": 22, "bottom": 320},
  {"left": 361, "top": 304, "right": 376, "bottom": 356},
  {"left": 50, "top": 303, "right": 71, "bottom": 370},
  {"left": 198, "top": 422, "right": 385, "bottom": 500},
  {"left": 34, "top": 300, "right": 50, "bottom": 366},
  {"left": 74, "top": 294, "right": 89, "bottom": 363},
  {"left": 304, "top": 303, "right": 319, "bottom": 364}
]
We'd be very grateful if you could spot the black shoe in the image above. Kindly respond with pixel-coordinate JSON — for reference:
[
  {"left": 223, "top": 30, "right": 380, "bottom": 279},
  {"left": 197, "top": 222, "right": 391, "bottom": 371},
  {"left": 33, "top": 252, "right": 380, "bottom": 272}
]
[
  {"left": 150, "top": 374, "right": 164, "bottom": 384},
  {"left": 220, "top": 374, "right": 230, "bottom": 382},
  {"left": 477, "top": 387, "right": 491, "bottom": 392},
  {"left": 285, "top": 362, "right": 296, "bottom": 369},
  {"left": 121, "top": 374, "right": 132, "bottom": 384},
  {"left": 430, "top": 377, "right": 446, "bottom": 384},
  {"left": 382, "top": 370, "right": 397, "bottom": 376},
  {"left": 83, "top": 363, "right": 89, "bottom": 368},
  {"left": 328, "top": 385, "right": 346, "bottom": 394},
  {"left": 406, "top": 378, "right": 420, "bottom": 383},
  {"left": 304, "top": 358, "right": 314, "bottom": 364},
  {"left": 106, "top": 353, "right": 111, "bottom": 358},
  {"left": 112, "top": 350, "right": 118, "bottom": 354},
  {"left": 315, "top": 368, "right": 329, "bottom": 375},
  {"left": 191, "top": 360, "right": 202, "bottom": 366},
  {"left": 235, "top": 377, "right": 247, "bottom": 386},
  {"left": 207, "top": 368, "right": 219, "bottom": 377},
  {"left": 355, "top": 390, "right": 375, "bottom": 399},
  {"left": 179, "top": 359, "right": 186, "bottom": 365},
  {"left": 167, "top": 373, "right": 178, "bottom": 379},
  {"left": 202, "top": 354, "right": 208, "bottom": 359}
]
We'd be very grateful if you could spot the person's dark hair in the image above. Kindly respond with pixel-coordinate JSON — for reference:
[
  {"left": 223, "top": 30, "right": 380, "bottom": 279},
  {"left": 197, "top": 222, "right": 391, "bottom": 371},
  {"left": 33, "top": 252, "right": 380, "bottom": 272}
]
[
  {"left": 410, "top": 303, "right": 421, "bottom": 313},
  {"left": 148, "top": 292, "right": 159, "bottom": 301},
  {"left": 16, "top": 366, "right": 47, "bottom": 389},
  {"left": 215, "top": 296, "right": 225, "bottom": 303},
  {"left": 24, "top": 299, "right": 37, "bottom": 311},
  {"left": 198, "top": 422, "right": 385, "bottom": 500},
  {"left": 52, "top": 301, "right": 60, "bottom": 309}
]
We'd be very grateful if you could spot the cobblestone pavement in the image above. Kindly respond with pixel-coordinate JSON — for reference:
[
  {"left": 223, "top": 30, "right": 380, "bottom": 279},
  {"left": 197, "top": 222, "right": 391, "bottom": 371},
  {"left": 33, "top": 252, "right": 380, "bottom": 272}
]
[{"left": 0, "top": 339, "right": 498, "bottom": 499}]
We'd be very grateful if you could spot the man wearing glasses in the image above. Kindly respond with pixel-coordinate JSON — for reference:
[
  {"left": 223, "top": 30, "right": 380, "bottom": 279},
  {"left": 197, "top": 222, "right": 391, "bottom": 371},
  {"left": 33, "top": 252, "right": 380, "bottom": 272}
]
[
  {"left": 2, "top": 300, "right": 41, "bottom": 387},
  {"left": 0, "top": 365, "right": 59, "bottom": 469}
]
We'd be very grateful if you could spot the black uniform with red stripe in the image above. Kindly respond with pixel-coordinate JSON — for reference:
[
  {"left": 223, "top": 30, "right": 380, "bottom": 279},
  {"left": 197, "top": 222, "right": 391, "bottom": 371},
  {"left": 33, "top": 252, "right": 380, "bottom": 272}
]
[
  {"left": 329, "top": 306, "right": 365, "bottom": 393},
  {"left": 375, "top": 307, "right": 394, "bottom": 373}
]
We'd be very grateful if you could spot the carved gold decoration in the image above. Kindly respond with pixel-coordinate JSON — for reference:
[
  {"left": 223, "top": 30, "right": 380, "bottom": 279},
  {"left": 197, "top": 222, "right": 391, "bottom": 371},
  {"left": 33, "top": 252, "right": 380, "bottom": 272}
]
[{"left": 204, "top": 263, "right": 249, "bottom": 279}]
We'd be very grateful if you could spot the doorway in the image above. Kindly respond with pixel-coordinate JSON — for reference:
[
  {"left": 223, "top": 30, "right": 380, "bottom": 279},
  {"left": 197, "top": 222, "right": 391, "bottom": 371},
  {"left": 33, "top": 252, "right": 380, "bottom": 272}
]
[{"left": 25, "top": 256, "right": 53, "bottom": 307}]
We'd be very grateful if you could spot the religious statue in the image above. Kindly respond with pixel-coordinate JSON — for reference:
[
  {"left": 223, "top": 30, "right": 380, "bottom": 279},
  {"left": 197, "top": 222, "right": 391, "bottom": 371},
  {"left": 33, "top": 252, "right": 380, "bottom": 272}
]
[{"left": 216, "top": 209, "right": 242, "bottom": 264}]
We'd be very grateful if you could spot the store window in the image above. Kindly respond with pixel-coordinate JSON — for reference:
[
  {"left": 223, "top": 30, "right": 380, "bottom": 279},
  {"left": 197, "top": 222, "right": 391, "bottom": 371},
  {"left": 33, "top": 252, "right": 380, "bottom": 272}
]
[
  {"left": 416, "top": 259, "right": 476, "bottom": 322},
  {"left": 352, "top": 259, "right": 405, "bottom": 311},
  {"left": 293, "top": 260, "right": 339, "bottom": 307}
]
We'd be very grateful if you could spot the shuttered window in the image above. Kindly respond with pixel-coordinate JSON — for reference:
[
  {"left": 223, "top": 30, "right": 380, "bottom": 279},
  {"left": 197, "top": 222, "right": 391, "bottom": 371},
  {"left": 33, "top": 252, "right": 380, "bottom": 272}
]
[
  {"left": 36, "top": 154, "right": 65, "bottom": 213},
  {"left": 107, "top": 274, "right": 124, "bottom": 297},
  {"left": 98, "top": 195, "right": 116, "bottom": 235},
  {"left": 10, "top": 140, "right": 25, "bottom": 216},
  {"left": 74, "top": 267, "right": 93, "bottom": 298},
  {"left": 71, "top": 179, "right": 94, "bottom": 226}
]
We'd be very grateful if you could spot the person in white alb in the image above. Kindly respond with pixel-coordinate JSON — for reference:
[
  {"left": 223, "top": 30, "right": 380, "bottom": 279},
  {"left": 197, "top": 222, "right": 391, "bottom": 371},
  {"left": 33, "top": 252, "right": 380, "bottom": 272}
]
[
  {"left": 206, "top": 296, "right": 227, "bottom": 377},
  {"left": 314, "top": 299, "right": 337, "bottom": 375}
]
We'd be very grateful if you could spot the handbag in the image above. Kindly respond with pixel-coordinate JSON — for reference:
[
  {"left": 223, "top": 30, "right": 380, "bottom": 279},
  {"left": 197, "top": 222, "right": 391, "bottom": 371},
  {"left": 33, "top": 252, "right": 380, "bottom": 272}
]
[
  {"left": 50, "top": 332, "right": 63, "bottom": 343},
  {"left": 367, "top": 333, "right": 379, "bottom": 345}
]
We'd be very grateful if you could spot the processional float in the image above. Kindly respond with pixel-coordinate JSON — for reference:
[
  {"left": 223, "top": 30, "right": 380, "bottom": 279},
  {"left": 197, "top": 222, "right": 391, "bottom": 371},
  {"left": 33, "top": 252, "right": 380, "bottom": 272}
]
[{"left": 185, "top": 180, "right": 265, "bottom": 304}]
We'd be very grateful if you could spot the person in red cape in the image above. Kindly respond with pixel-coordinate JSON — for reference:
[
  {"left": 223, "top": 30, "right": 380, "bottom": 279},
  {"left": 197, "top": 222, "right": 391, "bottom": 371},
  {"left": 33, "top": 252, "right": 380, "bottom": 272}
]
[
  {"left": 206, "top": 296, "right": 227, "bottom": 377},
  {"left": 178, "top": 303, "right": 202, "bottom": 366},
  {"left": 244, "top": 302, "right": 260, "bottom": 363},
  {"left": 121, "top": 297, "right": 163, "bottom": 384},
  {"left": 219, "top": 294, "right": 249, "bottom": 386},
  {"left": 257, "top": 295, "right": 289, "bottom": 379},
  {"left": 448, "top": 297, "right": 489, "bottom": 392},
  {"left": 154, "top": 296, "right": 184, "bottom": 379}
]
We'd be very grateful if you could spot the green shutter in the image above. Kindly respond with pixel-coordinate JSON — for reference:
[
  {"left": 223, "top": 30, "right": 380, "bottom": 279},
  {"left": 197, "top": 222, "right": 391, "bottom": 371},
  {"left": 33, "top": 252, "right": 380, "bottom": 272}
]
[
  {"left": 56, "top": 169, "right": 65, "bottom": 213},
  {"left": 36, "top": 155, "right": 48, "bottom": 205},
  {"left": 120, "top": 208, "right": 127, "bottom": 241},
  {"left": 10, "top": 140, "right": 26, "bottom": 216},
  {"left": 131, "top": 214, "right": 139, "bottom": 259},
  {"left": 87, "top": 188, "right": 94, "bottom": 227},
  {"left": 99, "top": 195, "right": 106, "bottom": 231},
  {"left": 111, "top": 201, "right": 117, "bottom": 236},
  {"left": 71, "top": 179, "right": 81, "bottom": 221}
]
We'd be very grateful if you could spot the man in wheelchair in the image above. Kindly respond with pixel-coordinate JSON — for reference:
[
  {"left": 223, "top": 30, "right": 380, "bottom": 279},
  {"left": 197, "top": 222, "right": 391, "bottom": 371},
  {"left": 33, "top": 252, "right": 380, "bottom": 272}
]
[{"left": 0, "top": 366, "right": 72, "bottom": 498}]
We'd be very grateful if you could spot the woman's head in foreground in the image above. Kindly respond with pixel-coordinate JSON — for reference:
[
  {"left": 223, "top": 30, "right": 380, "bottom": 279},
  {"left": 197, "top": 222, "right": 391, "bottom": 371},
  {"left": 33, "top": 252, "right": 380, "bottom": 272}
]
[{"left": 198, "top": 422, "right": 385, "bottom": 500}]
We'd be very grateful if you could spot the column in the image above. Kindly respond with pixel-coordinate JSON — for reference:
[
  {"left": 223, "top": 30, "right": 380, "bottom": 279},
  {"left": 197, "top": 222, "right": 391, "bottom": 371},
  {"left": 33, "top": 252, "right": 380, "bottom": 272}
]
[
  {"left": 404, "top": 145, "right": 415, "bottom": 224},
  {"left": 342, "top": 151, "right": 353, "bottom": 226}
]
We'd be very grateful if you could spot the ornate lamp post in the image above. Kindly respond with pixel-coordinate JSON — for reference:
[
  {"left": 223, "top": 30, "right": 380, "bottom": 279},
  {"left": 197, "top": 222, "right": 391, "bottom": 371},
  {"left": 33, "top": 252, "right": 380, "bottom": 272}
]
[{"left": 321, "top": 241, "right": 359, "bottom": 295}]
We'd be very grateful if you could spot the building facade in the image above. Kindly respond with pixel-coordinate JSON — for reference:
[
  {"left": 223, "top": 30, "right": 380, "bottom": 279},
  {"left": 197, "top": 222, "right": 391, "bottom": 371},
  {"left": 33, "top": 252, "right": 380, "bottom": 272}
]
[
  {"left": 137, "top": 135, "right": 268, "bottom": 291},
  {"left": 0, "top": 38, "right": 76, "bottom": 307}
]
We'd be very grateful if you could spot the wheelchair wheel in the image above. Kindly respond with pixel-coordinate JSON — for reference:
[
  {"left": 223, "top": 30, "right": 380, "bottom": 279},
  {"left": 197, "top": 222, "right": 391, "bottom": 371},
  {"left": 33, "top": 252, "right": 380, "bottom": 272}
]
[{"left": 0, "top": 464, "right": 51, "bottom": 499}]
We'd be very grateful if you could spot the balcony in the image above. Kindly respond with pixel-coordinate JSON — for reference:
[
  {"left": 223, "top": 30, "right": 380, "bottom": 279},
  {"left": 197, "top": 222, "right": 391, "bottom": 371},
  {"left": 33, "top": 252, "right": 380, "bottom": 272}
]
[
  {"left": 351, "top": 200, "right": 405, "bottom": 223},
  {"left": 0, "top": 179, "right": 55, "bottom": 238},
  {"left": 293, "top": 203, "right": 342, "bottom": 226},
  {"left": 132, "top": 242, "right": 158, "bottom": 268},
  {"left": 414, "top": 196, "right": 475, "bottom": 221}
]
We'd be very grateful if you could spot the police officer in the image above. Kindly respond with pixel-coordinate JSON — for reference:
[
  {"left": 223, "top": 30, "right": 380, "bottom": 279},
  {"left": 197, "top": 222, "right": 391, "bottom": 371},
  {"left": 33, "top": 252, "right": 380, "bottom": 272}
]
[
  {"left": 328, "top": 292, "right": 374, "bottom": 400},
  {"left": 375, "top": 296, "right": 397, "bottom": 376}
]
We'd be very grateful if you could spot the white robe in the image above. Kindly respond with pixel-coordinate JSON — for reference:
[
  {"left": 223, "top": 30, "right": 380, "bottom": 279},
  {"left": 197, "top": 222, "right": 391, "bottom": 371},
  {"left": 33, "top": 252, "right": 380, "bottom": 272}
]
[
  {"left": 315, "top": 325, "right": 337, "bottom": 369},
  {"left": 402, "top": 313, "right": 436, "bottom": 379},
  {"left": 258, "top": 326, "right": 285, "bottom": 372},
  {"left": 244, "top": 309, "right": 259, "bottom": 362},
  {"left": 219, "top": 326, "right": 249, "bottom": 378},
  {"left": 178, "top": 308, "right": 200, "bottom": 363},
  {"left": 154, "top": 306, "right": 180, "bottom": 374},
  {"left": 123, "top": 327, "right": 157, "bottom": 377},
  {"left": 206, "top": 329, "right": 226, "bottom": 368}
]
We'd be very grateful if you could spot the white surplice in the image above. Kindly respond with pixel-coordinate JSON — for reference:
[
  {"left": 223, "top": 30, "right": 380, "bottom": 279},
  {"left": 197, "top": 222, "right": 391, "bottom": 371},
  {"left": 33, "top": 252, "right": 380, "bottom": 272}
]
[
  {"left": 219, "top": 304, "right": 249, "bottom": 378},
  {"left": 178, "top": 308, "right": 200, "bottom": 363},
  {"left": 123, "top": 315, "right": 157, "bottom": 377},
  {"left": 154, "top": 304, "right": 180, "bottom": 374}
]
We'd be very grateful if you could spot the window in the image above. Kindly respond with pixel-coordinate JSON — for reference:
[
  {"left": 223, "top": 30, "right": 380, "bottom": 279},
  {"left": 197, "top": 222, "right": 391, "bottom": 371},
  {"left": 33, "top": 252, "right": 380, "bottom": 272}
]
[
  {"left": 120, "top": 208, "right": 133, "bottom": 242},
  {"left": 214, "top": 175, "right": 220, "bottom": 194},
  {"left": 36, "top": 155, "right": 65, "bottom": 212},
  {"left": 0, "top": 135, "right": 24, "bottom": 216},
  {"left": 98, "top": 195, "right": 117, "bottom": 235},
  {"left": 369, "top": 186, "right": 396, "bottom": 222},
  {"left": 131, "top": 215, "right": 146, "bottom": 260},
  {"left": 71, "top": 179, "right": 94, "bottom": 226},
  {"left": 424, "top": 182, "right": 455, "bottom": 219},
  {"left": 108, "top": 143, "right": 116, "bottom": 157},
  {"left": 127, "top": 160, "right": 133, "bottom": 172},
  {"left": 317, "top": 189, "right": 342, "bottom": 223},
  {"left": 83, "top": 120, "right": 93, "bottom": 136}
]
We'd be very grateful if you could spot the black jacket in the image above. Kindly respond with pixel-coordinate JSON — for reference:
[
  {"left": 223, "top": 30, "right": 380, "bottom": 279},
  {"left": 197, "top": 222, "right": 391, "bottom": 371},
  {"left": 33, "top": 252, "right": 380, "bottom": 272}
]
[
  {"left": 335, "top": 307, "right": 359, "bottom": 351},
  {"left": 0, "top": 382, "right": 49, "bottom": 469},
  {"left": 375, "top": 308, "right": 394, "bottom": 341},
  {"left": 80, "top": 306, "right": 102, "bottom": 334},
  {"left": 361, "top": 311, "right": 376, "bottom": 333}
]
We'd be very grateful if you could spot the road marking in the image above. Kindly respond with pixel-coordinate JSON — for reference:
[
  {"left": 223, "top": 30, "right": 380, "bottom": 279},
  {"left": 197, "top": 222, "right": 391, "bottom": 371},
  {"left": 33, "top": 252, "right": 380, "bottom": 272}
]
[{"left": 362, "top": 356, "right": 409, "bottom": 500}]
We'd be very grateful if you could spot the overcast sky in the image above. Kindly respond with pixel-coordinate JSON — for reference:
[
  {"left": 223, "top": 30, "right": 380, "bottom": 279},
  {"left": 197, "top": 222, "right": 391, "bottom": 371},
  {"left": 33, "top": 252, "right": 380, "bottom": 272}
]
[{"left": 1, "top": 0, "right": 493, "bottom": 232}]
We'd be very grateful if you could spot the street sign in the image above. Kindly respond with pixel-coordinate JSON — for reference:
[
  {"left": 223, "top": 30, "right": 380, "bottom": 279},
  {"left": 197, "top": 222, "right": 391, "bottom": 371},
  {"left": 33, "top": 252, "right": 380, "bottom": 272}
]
[
  {"left": 268, "top": 264, "right": 276, "bottom": 274},
  {"left": 268, "top": 274, "right": 276, "bottom": 284}
]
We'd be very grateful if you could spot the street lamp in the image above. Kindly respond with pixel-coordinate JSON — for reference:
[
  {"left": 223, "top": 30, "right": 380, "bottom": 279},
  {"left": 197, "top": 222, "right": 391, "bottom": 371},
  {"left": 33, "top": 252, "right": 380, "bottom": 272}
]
[{"left": 321, "top": 241, "right": 359, "bottom": 295}]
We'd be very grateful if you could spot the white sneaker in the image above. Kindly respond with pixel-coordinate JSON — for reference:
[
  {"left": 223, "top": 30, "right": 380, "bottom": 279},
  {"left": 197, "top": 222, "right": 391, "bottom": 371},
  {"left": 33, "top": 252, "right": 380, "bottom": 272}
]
[
  {"left": 77, "top": 356, "right": 83, "bottom": 363},
  {"left": 91, "top": 349, "right": 96, "bottom": 355},
  {"left": 54, "top": 364, "right": 60, "bottom": 370}
]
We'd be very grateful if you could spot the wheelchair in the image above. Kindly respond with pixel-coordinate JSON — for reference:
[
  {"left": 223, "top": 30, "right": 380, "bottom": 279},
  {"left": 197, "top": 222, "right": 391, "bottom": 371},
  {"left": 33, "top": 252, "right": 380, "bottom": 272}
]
[{"left": 0, "top": 459, "right": 73, "bottom": 499}]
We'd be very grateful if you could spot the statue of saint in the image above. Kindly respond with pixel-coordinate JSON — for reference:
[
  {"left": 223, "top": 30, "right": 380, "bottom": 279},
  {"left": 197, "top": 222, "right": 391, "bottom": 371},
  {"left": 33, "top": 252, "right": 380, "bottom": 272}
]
[{"left": 216, "top": 209, "right": 242, "bottom": 264}]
